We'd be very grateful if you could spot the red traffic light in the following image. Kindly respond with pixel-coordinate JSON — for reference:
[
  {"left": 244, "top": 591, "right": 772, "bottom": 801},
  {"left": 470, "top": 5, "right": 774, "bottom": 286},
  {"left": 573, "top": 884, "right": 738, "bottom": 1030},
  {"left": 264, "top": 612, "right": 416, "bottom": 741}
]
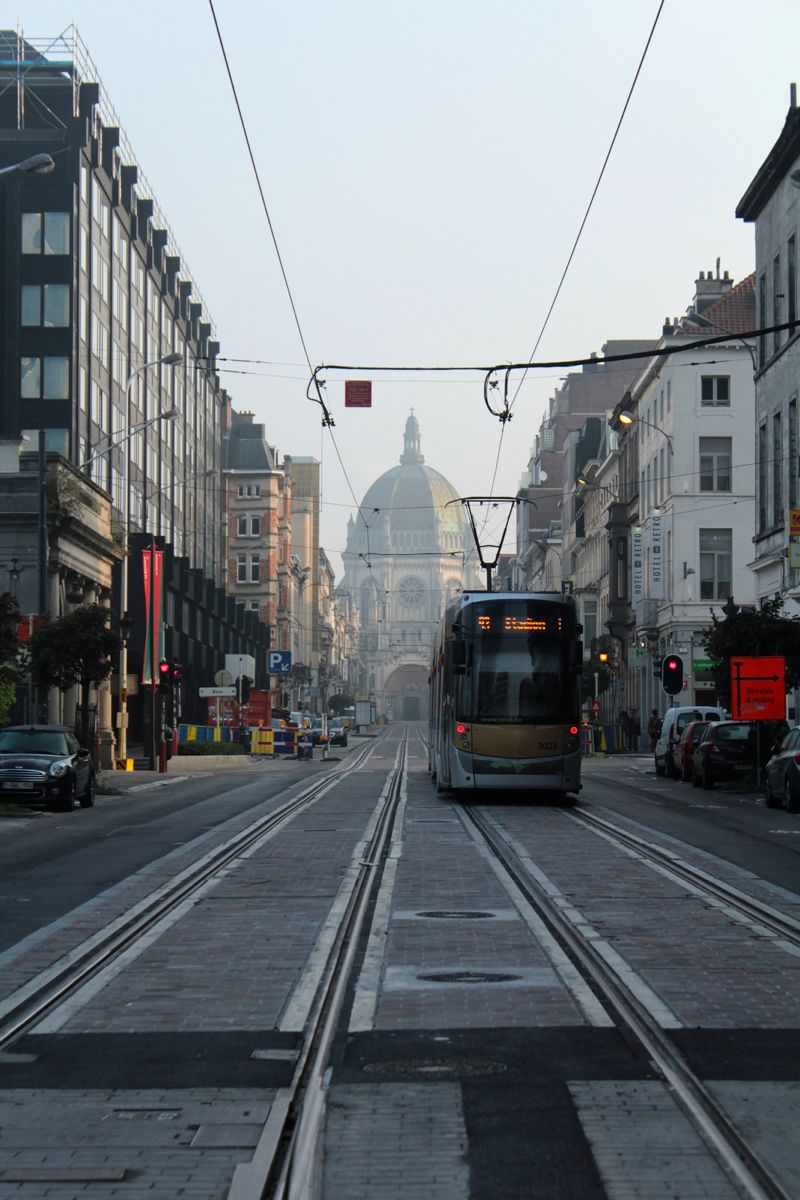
[
  {"left": 666, "top": 658, "right": 679, "bottom": 671},
  {"left": 158, "top": 659, "right": 170, "bottom": 676}
]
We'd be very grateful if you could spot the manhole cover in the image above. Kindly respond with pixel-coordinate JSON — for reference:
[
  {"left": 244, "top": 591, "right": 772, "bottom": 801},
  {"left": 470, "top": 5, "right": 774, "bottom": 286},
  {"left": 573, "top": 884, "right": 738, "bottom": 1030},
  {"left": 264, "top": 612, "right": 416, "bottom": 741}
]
[
  {"left": 363, "top": 1057, "right": 507, "bottom": 1079},
  {"left": 417, "top": 971, "right": 521, "bottom": 984},
  {"left": 416, "top": 910, "right": 493, "bottom": 920}
]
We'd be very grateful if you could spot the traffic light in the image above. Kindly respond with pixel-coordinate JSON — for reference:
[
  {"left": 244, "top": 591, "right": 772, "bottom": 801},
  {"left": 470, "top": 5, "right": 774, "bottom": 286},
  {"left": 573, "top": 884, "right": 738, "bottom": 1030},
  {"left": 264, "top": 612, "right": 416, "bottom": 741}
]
[
  {"left": 661, "top": 654, "right": 684, "bottom": 695},
  {"left": 158, "top": 659, "right": 171, "bottom": 695},
  {"left": 171, "top": 661, "right": 183, "bottom": 685},
  {"left": 239, "top": 675, "right": 251, "bottom": 704}
]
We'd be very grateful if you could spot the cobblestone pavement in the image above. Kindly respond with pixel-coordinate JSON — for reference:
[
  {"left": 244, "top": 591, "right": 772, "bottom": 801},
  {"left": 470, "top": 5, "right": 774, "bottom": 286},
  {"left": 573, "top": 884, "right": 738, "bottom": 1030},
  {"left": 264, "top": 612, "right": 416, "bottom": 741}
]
[{"left": 0, "top": 727, "right": 798, "bottom": 1198}]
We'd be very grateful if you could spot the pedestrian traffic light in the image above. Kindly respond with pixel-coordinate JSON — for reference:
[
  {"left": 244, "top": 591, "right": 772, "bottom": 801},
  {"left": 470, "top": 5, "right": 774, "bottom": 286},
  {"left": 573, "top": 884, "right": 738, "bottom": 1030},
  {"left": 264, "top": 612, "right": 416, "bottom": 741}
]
[
  {"left": 171, "top": 660, "right": 183, "bottom": 684},
  {"left": 661, "top": 654, "right": 684, "bottom": 695},
  {"left": 158, "top": 659, "right": 171, "bottom": 695}
]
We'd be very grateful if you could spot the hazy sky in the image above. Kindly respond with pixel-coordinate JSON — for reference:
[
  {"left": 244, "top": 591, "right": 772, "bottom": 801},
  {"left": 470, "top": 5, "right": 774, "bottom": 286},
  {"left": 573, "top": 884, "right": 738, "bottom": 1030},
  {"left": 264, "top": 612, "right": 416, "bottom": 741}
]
[{"left": 18, "top": 1, "right": 800, "bottom": 576}]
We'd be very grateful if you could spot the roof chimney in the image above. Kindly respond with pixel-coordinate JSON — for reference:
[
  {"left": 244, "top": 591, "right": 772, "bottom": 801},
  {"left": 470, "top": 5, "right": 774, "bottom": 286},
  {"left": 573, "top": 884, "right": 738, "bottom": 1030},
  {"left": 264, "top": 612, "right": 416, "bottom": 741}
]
[{"left": 693, "top": 264, "right": 733, "bottom": 314}]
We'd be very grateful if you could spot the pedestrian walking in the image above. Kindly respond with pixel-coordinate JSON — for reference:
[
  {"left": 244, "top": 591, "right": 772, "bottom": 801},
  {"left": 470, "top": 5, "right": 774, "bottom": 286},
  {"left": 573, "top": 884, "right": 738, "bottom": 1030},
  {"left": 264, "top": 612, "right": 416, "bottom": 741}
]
[
  {"left": 238, "top": 721, "right": 252, "bottom": 756},
  {"left": 647, "top": 709, "right": 660, "bottom": 752},
  {"left": 619, "top": 709, "right": 630, "bottom": 752},
  {"left": 628, "top": 708, "right": 641, "bottom": 751}
]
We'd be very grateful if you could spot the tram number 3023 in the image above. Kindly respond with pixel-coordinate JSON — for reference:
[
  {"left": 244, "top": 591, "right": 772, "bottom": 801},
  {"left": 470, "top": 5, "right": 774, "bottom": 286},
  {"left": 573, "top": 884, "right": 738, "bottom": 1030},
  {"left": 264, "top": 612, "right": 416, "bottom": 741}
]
[{"left": 537, "top": 740, "right": 558, "bottom": 752}]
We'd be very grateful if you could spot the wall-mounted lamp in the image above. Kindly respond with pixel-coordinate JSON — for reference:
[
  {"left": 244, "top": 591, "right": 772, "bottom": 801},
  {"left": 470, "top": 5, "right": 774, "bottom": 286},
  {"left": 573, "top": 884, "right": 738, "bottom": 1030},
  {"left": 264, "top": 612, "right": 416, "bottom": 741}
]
[{"left": 683, "top": 562, "right": 696, "bottom": 579}]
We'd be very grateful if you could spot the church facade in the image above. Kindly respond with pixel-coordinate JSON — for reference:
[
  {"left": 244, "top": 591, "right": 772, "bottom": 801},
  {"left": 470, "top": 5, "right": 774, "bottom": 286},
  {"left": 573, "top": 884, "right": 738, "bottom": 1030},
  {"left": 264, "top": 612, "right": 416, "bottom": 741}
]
[{"left": 339, "top": 415, "right": 482, "bottom": 720}]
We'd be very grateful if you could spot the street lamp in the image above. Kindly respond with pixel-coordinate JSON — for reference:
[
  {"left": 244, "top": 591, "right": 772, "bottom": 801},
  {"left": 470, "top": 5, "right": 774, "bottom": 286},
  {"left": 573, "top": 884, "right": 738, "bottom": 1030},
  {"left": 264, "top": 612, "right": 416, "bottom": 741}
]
[
  {"left": 0, "top": 153, "right": 55, "bottom": 178},
  {"left": 613, "top": 411, "right": 674, "bottom": 452}
]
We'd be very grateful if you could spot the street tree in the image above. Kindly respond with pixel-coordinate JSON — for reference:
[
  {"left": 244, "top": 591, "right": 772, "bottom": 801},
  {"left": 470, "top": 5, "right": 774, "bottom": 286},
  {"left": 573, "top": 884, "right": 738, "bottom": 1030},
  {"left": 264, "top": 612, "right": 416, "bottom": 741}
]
[
  {"left": 701, "top": 596, "right": 800, "bottom": 710},
  {"left": 0, "top": 592, "right": 20, "bottom": 725},
  {"left": 328, "top": 693, "right": 355, "bottom": 715},
  {"left": 29, "top": 604, "right": 120, "bottom": 746}
]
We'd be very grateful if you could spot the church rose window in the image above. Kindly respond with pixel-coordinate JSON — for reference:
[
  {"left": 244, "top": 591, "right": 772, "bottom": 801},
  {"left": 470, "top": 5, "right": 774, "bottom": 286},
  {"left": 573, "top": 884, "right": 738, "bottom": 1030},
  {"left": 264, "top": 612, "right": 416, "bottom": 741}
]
[{"left": 398, "top": 576, "right": 425, "bottom": 606}]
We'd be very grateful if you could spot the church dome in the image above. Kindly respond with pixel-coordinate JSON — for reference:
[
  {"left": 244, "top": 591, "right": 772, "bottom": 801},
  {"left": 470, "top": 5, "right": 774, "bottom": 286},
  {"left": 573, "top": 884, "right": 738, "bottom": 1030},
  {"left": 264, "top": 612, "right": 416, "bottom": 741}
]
[{"left": 357, "top": 414, "right": 467, "bottom": 537}]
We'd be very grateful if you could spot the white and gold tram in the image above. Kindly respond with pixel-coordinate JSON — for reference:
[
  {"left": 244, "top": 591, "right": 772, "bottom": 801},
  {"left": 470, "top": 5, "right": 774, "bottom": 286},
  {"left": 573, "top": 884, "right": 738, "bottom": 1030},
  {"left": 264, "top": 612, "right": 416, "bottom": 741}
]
[{"left": 428, "top": 591, "right": 582, "bottom": 799}]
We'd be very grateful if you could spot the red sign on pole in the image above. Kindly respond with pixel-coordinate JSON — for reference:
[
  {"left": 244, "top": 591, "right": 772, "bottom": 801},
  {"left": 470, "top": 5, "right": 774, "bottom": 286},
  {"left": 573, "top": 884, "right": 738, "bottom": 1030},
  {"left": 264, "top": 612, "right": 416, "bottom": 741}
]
[
  {"left": 730, "top": 656, "right": 786, "bottom": 720},
  {"left": 345, "top": 380, "right": 372, "bottom": 408}
]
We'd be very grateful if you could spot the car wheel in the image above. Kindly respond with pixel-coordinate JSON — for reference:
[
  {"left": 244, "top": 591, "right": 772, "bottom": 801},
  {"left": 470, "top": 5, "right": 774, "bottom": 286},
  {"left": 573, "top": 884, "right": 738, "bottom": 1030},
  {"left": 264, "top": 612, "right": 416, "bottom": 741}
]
[
  {"left": 692, "top": 770, "right": 701, "bottom": 788},
  {"left": 53, "top": 781, "right": 76, "bottom": 813},
  {"left": 80, "top": 773, "right": 96, "bottom": 808},
  {"left": 654, "top": 755, "right": 664, "bottom": 778},
  {"left": 666, "top": 756, "right": 678, "bottom": 780},
  {"left": 702, "top": 765, "right": 714, "bottom": 790},
  {"left": 681, "top": 762, "right": 691, "bottom": 782},
  {"left": 785, "top": 777, "right": 800, "bottom": 814},
  {"left": 765, "top": 774, "right": 781, "bottom": 809}
]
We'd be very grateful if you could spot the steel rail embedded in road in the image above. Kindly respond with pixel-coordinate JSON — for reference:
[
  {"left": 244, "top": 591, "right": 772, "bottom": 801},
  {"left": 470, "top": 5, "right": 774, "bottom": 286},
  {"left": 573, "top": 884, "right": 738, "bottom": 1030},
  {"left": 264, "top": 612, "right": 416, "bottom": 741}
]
[
  {"left": 570, "top": 807, "right": 800, "bottom": 950},
  {"left": 0, "top": 735, "right": 386, "bottom": 1051},
  {"left": 228, "top": 732, "right": 409, "bottom": 1200},
  {"left": 464, "top": 804, "right": 793, "bottom": 1200}
]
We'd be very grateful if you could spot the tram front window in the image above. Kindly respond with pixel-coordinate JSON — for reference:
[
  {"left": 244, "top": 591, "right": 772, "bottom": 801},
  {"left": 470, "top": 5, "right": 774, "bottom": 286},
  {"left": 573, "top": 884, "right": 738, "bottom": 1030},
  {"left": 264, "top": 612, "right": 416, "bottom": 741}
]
[{"left": 469, "top": 643, "right": 565, "bottom": 722}]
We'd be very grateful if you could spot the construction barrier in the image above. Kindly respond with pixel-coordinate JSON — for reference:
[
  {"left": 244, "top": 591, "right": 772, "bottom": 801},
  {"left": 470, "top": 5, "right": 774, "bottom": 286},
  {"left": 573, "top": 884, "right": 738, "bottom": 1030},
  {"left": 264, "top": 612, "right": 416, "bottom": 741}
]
[
  {"left": 180, "top": 724, "right": 234, "bottom": 744},
  {"left": 251, "top": 729, "right": 274, "bottom": 756}
]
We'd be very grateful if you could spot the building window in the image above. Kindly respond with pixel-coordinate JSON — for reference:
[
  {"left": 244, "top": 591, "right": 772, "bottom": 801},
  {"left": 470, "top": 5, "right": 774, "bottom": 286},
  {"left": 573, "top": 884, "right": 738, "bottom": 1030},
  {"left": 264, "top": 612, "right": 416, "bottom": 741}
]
[
  {"left": 237, "top": 515, "right": 248, "bottom": 537},
  {"left": 773, "top": 411, "right": 783, "bottom": 525},
  {"left": 250, "top": 554, "right": 260, "bottom": 582},
  {"left": 20, "top": 356, "right": 69, "bottom": 399},
  {"left": 773, "top": 254, "right": 782, "bottom": 355},
  {"left": 789, "top": 236, "right": 797, "bottom": 330},
  {"left": 249, "top": 600, "right": 260, "bottom": 611},
  {"left": 700, "top": 376, "right": 730, "bottom": 407},
  {"left": 21, "top": 212, "right": 70, "bottom": 255},
  {"left": 21, "top": 283, "right": 70, "bottom": 327},
  {"left": 759, "top": 273, "right": 767, "bottom": 367},
  {"left": 790, "top": 400, "right": 798, "bottom": 510},
  {"left": 236, "top": 554, "right": 247, "bottom": 583},
  {"left": 699, "top": 437, "right": 731, "bottom": 492},
  {"left": 699, "top": 529, "right": 732, "bottom": 601},
  {"left": 758, "top": 422, "right": 767, "bottom": 532}
]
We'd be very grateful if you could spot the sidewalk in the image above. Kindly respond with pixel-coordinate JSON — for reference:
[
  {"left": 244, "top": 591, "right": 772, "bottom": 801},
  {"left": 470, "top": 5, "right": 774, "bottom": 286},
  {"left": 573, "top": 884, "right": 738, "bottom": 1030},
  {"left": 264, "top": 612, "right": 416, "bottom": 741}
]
[{"left": 96, "top": 749, "right": 341, "bottom": 795}]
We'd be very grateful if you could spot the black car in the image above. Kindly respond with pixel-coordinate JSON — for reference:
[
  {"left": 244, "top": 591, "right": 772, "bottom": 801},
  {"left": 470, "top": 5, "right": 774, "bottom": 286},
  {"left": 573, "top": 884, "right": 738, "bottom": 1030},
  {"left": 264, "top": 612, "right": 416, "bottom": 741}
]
[
  {"left": 0, "top": 725, "right": 95, "bottom": 811},
  {"left": 691, "top": 720, "right": 784, "bottom": 790}
]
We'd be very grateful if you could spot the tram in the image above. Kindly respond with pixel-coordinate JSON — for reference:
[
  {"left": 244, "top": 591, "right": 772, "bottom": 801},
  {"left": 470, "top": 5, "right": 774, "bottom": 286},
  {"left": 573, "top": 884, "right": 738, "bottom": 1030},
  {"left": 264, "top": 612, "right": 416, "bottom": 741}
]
[{"left": 428, "top": 591, "right": 582, "bottom": 797}]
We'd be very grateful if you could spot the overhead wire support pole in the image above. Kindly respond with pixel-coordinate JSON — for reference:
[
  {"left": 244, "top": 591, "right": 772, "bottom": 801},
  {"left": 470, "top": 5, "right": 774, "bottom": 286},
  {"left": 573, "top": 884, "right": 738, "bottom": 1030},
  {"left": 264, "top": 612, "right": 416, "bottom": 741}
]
[{"left": 307, "top": 366, "right": 335, "bottom": 427}]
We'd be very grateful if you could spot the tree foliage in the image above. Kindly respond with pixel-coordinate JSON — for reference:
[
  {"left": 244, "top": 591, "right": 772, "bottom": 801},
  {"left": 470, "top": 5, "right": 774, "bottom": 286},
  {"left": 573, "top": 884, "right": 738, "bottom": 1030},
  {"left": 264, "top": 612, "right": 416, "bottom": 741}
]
[
  {"left": 0, "top": 592, "right": 20, "bottom": 726},
  {"left": 328, "top": 693, "right": 355, "bottom": 714},
  {"left": 581, "top": 658, "right": 611, "bottom": 702},
  {"left": 701, "top": 596, "right": 800, "bottom": 710},
  {"left": 29, "top": 604, "right": 120, "bottom": 745}
]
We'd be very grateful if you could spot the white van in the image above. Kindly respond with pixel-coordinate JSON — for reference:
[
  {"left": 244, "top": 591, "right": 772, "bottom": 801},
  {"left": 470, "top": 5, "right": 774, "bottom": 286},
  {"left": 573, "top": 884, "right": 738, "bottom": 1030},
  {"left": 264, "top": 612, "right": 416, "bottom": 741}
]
[{"left": 654, "top": 706, "right": 726, "bottom": 777}]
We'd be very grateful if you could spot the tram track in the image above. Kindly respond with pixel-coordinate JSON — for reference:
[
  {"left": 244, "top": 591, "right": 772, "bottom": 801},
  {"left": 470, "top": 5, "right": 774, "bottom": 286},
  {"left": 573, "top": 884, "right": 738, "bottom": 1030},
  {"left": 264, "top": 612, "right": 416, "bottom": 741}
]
[
  {"left": 570, "top": 806, "right": 800, "bottom": 950},
  {"left": 464, "top": 802, "right": 794, "bottom": 1200},
  {"left": 0, "top": 733, "right": 388, "bottom": 1052},
  {"left": 229, "top": 731, "right": 409, "bottom": 1200}
]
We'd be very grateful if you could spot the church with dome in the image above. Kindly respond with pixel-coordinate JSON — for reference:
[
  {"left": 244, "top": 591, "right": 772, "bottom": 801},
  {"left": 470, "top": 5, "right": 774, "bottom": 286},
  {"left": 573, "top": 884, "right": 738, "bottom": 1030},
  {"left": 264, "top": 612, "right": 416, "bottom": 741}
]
[{"left": 339, "top": 414, "right": 482, "bottom": 720}]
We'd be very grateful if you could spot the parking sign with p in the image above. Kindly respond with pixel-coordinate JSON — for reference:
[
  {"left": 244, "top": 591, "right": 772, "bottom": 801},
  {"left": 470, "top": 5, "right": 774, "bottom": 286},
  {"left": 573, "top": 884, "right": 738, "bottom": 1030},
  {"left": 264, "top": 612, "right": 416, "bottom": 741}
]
[{"left": 269, "top": 650, "right": 292, "bottom": 674}]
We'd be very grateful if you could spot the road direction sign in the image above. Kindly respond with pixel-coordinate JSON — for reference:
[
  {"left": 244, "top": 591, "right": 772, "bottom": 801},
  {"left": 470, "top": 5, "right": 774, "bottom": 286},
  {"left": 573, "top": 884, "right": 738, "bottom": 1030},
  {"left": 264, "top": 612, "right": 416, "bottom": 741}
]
[
  {"left": 199, "top": 686, "right": 237, "bottom": 697},
  {"left": 268, "top": 650, "right": 292, "bottom": 674},
  {"left": 730, "top": 656, "right": 785, "bottom": 720}
]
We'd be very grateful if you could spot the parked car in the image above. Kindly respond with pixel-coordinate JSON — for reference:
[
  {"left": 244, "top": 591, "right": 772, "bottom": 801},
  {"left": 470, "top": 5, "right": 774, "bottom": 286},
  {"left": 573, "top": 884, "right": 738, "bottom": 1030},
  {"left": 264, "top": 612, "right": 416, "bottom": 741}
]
[
  {"left": 309, "top": 720, "right": 327, "bottom": 746},
  {"left": 764, "top": 726, "right": 800, "bottom": 812},
  {"left": 0, "top": 725, "right": 95, "bottom": 812},
  {"left": 691, "top": 720, "right": 785, "bottom": 790},
  {"left": 654, "top": 706, "right": 726, "bottom": 777},
  {"left": 670, "top": 720, "right": 713, "bottom": 781}
]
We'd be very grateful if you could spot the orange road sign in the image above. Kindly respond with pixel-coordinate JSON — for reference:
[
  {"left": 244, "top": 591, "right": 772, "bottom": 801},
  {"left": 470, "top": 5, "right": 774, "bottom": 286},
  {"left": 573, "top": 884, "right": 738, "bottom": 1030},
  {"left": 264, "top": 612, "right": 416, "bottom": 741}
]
[{"left": 730, "top": 656, "right": 786, "bottom": 720}]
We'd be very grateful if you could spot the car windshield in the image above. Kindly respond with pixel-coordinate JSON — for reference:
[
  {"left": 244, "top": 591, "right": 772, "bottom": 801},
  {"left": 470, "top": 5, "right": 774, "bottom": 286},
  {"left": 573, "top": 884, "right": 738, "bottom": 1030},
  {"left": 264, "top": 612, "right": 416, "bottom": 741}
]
[
  {"left": 714, "top": 725, "right": 753, "bottom": 742},
  {"left": 0, "top": 729, "right": 70, "bottom": 755}
]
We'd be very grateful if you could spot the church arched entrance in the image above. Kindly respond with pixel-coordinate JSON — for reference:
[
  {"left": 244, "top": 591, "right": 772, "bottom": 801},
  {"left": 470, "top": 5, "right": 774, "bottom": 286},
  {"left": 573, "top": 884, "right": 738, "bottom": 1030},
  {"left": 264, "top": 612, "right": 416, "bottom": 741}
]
[{"left": 384, "top": 664, "right": 429, "bottom": 723}]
